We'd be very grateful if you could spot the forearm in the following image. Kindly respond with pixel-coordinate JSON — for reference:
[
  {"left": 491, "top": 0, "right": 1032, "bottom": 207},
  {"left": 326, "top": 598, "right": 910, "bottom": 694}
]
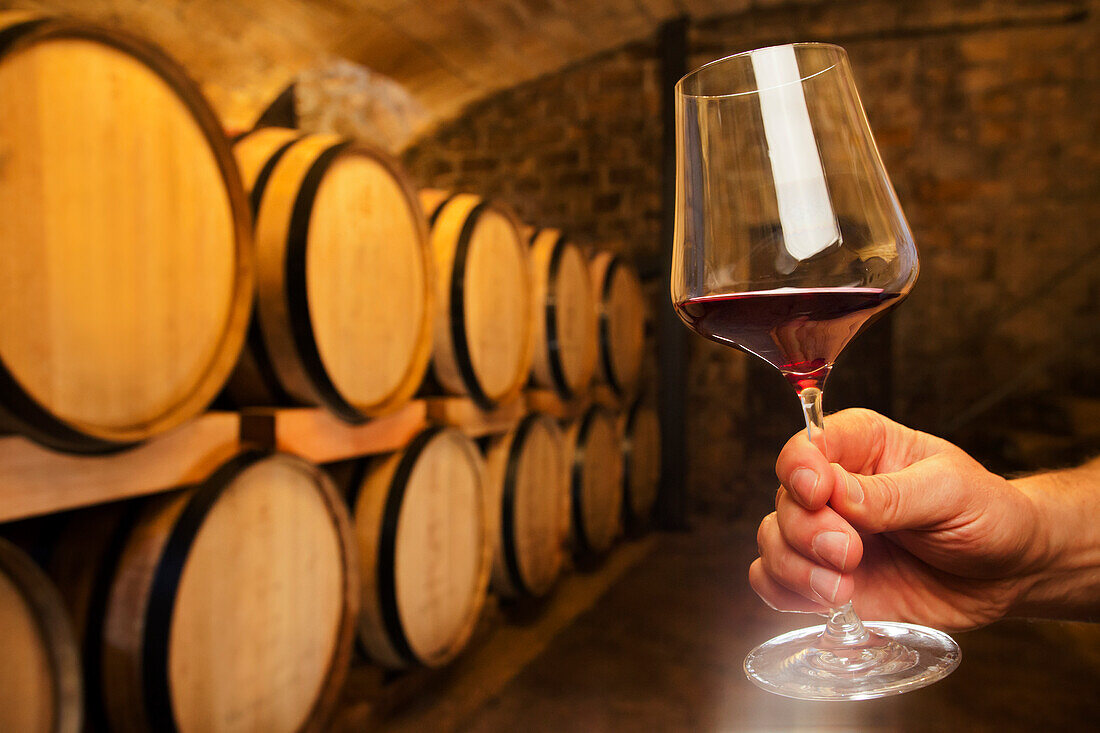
[{"left": 1011, "top": 457, "right": 1100, "bottom": 621}]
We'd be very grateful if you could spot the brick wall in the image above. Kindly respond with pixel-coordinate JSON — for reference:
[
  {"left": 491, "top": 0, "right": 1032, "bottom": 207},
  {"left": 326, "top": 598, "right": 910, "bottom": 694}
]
[
  {"left": 406, "top": 0, "right": 1099, "bottom": 516},
  {"left": 403, "top": 43, "right": 665, "bottom": 264}
]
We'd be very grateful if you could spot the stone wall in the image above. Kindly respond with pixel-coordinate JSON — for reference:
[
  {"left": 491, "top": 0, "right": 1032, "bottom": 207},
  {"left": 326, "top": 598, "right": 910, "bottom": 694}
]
[{"left": 404, "top": 0, "right": 1100, "bottom": 517}]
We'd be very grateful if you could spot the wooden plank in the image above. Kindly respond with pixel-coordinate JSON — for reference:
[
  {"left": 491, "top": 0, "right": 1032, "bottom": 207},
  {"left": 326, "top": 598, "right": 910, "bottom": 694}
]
[
  {"left": 524, "top": 389, "right": 592, "bottom": 421},
  {"left": 0, "top": 395, "right": 529, "bottom": 524},
  {"left": 590, "top": 385, "right": 622, "bottom": 411},
  {"left": 425, "top": 396, "right": 525, "bottom": 437},
  {"left": 0, "top": 413, "right": 240, "bottom": 523},
  {"left": 240, "top": 402, "right": 429, "bottom": 464}
]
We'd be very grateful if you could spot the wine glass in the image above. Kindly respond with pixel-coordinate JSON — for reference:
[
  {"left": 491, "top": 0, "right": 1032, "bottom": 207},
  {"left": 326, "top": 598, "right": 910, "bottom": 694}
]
[{"left": 671, "top": 43, "right": 960, "bottom": 700}]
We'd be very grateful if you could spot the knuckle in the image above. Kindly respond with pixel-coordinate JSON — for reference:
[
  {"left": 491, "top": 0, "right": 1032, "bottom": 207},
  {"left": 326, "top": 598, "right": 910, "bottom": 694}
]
[
  {"left": 842, "top": 407, "right": 875, "bottom": 421},
  {"left": 832, "top": 407, "right": 874, "bottom": 429},
  {"left": 875, "top": 473, "right": 904, "bottom": 528}
]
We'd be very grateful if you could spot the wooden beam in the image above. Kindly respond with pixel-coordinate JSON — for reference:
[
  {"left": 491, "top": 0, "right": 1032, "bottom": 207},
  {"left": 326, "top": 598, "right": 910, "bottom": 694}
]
[
  {"left": 425, "top": 396, "right": 525, "bottom": 437},
  {"left": 0, "top": 413, "right": 240, "bottom": 523},
  {"left": 239, "top": 402, "right": 429, "bottom": 464},
  {"left": 525, "top": 390, "right": 593, "bottom": 422}
]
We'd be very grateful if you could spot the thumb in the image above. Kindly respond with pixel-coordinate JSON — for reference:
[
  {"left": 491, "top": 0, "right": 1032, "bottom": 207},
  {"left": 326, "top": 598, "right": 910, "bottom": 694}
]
[{"left": 826, "top": 453, "right": 965, "bottom": 533}]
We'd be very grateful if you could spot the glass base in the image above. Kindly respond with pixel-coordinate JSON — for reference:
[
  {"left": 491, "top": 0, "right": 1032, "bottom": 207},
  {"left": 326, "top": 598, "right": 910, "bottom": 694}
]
[{"left": 744, "top": 622, "right": 961, "bottom": 701}]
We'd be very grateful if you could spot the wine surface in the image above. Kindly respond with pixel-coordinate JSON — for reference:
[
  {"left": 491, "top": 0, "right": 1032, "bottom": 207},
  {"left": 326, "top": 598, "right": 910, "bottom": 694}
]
[{"left": 675, "top": 287, "right": 899, "bottom": 390}]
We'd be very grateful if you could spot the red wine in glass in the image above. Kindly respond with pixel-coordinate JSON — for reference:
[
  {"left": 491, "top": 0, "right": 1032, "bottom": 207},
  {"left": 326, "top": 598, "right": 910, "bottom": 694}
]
[{"left": 674, "top": 287, "right": 899, "bottom": 392}]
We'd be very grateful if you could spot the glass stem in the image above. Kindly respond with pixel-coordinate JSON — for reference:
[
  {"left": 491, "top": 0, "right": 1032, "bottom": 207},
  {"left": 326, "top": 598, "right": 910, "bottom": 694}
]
[
  {"left": 798, "top": 387, "right": 870, "bottom": 647},
  {"left": 798, "top": 386, "right": 828, "bottom": 457}
]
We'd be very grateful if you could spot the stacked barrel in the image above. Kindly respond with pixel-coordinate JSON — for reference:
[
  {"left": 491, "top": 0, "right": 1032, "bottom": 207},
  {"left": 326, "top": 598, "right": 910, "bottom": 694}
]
[
  {"left": 0, "top": 12, "right": 253, "bottom": 453},
  {"left": 0, "top": 13, "right": 661, "bottom": 730}
]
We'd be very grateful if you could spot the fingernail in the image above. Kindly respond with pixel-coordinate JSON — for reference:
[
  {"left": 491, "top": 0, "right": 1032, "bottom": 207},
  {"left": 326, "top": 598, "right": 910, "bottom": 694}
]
[
  {"left": 791, "top": 468, "right": 819, "bottom": 501},
  {"left": 812, "top": 531, "right": 850, "bottom": 571},
  {"left": 845, "top": 471, "right": 864, "bottom": 504},
  {"left": 810, "top": 567, "right": 841, "bottom": 604}
]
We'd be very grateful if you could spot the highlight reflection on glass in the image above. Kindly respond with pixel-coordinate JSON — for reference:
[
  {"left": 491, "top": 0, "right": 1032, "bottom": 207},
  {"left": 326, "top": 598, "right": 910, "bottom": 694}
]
[
  {"left": 751, "top": 45, "right": 839, "bottom": 262},
  {"left": 671, "top": 43, "right": 961, "bottom": 700}
]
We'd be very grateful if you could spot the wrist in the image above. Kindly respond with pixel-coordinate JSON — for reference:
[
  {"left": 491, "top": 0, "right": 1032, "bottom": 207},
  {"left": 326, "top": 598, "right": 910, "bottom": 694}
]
[
  {"left": 1007, "top": 472, "right": 1061, "bottom": 616},
  {"left": 1009, "top": 467, "right": 1100, "bottom": 621}
]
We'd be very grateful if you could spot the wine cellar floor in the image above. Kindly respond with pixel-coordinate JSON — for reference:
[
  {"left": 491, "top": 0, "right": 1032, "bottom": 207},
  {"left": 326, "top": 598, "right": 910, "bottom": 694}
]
[{"left": 398, "top": 521, "right": 1100, "bottom": 732}]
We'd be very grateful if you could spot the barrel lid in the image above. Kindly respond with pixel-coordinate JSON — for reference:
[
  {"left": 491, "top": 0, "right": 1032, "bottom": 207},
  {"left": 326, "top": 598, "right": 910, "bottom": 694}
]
[
  {"left": 253, "top": 136, "right": 432, "bottom": 419},
  {"left": 0, "top": 537, "right": 82, "bottom": 733},
  {"left": 0, "top": 19, "right": 252, "bottom": 450},
  {"left": 498, "top": 413, "right": 567, "bottom": 597},
  {"left": 143, "top": 453, "right": 352, "bottom": 733},
  {"left": 430, "top": 194, "right": 532, "bottom": 405},
  {"left": 593, "top": 253, "right": 646, "bottom": 395},
  {"left": 530, "top": 229, "right": 598, "bottom": 397},
  {"left": 357, "top": 426, "right": 489, "bottom": 667},
  {"left": 623, "top": 402, "right": 661, "bottom": 529},
  {"left": 570, "top": 407, "right": 623, "bottom": 558}
]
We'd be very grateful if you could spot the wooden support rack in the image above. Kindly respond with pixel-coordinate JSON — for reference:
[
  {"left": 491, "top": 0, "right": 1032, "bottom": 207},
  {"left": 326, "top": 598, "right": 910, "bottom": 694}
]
[
  {"left": 425, "top": 396, "right": 525, "bottom": 437},
  {"left": 0, "top": 388, "right": 654, "bottom": 730},
  {"left": 526, "top": 386, "right": 622, "bottom": 421},
  {"left": 0, "top": 395, "right": 531, "bottom": 524},
  {"left": 0, "top": 412, "right": 241, "bottom": 523},
  {"left": 239, "top": 400, "right": 429, "bottom": 464}
]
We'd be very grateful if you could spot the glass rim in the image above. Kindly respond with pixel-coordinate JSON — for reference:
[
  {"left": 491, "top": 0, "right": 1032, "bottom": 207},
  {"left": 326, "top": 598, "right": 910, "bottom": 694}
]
[{"left": 676, "top": 42, "right": 848, "bottom": 99}]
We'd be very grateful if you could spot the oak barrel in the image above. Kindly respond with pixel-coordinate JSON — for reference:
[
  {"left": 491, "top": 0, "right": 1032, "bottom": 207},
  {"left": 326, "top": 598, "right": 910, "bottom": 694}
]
[
  {"left": 484, "top": 413, "right": 569, "bottom": 599},
  {"left": 0, "top": 536, "right": 82, "bottom": 733},
  {"left": 590, "top": 252, "right": 646, "bottom": 396},
  {"left": 0, "top": 16, "right": 254, "bottom": 452},
  {"left": 420, "top": 190, "right": 534, "bottom": 407},
  {"left": 529, "top": 229, "right": 599, "bottom": 398},
  {"left": 622, "top": 402, "right": 661, "bottom": 532},
  {"left": 351, "top": 426, "right": 491, "bottom": 668},
  {"left": 100, "top": 452, "right": 358, "bottom": 733},
  {"left": 565, "top": 407, "right": 624, "bottom": 559},
  {"left": 45, "top": 504, "right": 130, "bottom": 732},
  {"left": 227, "top": 128, "right": 433, "bottom": 421}
]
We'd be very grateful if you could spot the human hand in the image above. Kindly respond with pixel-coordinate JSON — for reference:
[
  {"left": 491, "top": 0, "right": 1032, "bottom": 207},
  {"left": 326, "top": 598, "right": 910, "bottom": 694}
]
[{"left": 749, "top": 408, "right": 1044, "bottom": 632}]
